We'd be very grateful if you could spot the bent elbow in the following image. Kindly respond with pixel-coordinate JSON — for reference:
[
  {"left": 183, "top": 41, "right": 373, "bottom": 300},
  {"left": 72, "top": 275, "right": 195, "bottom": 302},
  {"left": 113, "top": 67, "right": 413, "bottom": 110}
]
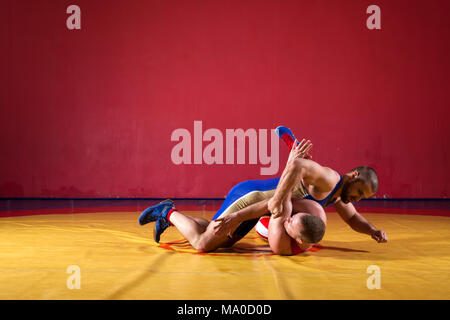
[{"left": 288, "top": 159, "right": 304, "bottom": 174}]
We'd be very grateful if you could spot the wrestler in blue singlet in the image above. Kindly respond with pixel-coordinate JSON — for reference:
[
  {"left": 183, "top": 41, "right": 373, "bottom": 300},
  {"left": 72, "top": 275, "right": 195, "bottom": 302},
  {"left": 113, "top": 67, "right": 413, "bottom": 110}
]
[{"left": 211, "top": 175, "right": 342, "bottom": 238}]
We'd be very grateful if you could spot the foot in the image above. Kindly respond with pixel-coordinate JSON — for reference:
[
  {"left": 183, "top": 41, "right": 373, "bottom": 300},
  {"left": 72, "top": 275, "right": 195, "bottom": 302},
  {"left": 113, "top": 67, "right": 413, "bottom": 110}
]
[
  {"left": 154, "top": 218, "right": 172, "bottom": 243},
  {"left": 275, "top": 126, "right": 298, "bottom": 149},
  {"left": 138, "top": 199, "right": 174, "bottom": 226}
]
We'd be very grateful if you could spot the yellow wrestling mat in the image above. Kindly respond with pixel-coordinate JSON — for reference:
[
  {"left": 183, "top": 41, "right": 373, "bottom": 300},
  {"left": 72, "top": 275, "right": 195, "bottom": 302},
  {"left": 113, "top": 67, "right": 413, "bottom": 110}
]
[{"left": 0, "top": 211, "right": 449, "bottom": 300}]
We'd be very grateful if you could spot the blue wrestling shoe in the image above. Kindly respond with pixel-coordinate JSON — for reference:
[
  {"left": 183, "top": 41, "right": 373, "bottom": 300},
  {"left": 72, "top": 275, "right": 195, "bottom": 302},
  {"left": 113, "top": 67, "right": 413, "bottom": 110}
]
[
  {"left": 275, "top": 126, "right": 299, "bottom": 149},
  {"left": 138, "top": 199, "right": 174, "bottom": 226},
  {"left": 154, "top": 218, "right": 172, "bottom": 243}
]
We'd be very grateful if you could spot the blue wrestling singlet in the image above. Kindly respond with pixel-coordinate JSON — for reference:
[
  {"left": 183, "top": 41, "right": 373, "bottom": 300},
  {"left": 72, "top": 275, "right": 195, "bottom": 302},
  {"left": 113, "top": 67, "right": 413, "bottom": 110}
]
[
  {"left": 212, "top": 177, "right": 280, "bottom": 220},
  {"left": 211, "top": 178, "right": 281, "bottom": 237},
  {"left": 302, "top": 175, "right": 343, "bottom": 208},
  {"left": 210, "top": 175, "right": 342, "bottom": 238}
]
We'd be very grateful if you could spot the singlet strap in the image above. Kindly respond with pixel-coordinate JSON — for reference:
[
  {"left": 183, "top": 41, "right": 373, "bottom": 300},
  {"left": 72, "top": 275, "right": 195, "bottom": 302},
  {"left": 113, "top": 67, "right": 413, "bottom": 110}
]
[
  {"left": 322, "top": 175, "right": 343, "bottom": 207},
  {"left": 302, "top": 175, "right": 343, "bottom": 207}
]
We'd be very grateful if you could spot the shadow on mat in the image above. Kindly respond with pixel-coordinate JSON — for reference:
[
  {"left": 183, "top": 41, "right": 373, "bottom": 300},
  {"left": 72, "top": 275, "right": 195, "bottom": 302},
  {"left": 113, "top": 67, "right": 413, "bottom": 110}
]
[
  {"left": 159, "top": 239, "right": 274, "bottom": 257},
  {"left": 314, "top": 244, "right": 369, "bottom": 253},
  {"left": 159, "top": 238, "right": 370, "bottom": 256}
]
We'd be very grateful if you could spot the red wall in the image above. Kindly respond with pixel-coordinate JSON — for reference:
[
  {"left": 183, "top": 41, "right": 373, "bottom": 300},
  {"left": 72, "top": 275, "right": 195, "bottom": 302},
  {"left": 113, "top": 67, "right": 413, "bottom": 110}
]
[{"left": 1, "top": 0, "right": 449, "bottom": 198}]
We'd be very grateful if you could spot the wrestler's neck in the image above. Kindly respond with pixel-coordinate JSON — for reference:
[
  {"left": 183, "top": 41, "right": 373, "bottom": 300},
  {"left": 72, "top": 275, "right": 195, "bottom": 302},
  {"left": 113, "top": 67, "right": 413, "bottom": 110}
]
[{"left": 333, "top": 173, "right": 354, "bottom": 198}]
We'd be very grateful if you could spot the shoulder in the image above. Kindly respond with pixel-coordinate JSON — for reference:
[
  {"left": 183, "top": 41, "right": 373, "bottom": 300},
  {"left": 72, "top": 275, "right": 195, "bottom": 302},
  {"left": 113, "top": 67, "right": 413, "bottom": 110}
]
[
  {"left": 290, "top": 158, "right": 327, "bottom": 176},
  {"left": 300, "top": 161, "right": 340, "bottom": 189}
]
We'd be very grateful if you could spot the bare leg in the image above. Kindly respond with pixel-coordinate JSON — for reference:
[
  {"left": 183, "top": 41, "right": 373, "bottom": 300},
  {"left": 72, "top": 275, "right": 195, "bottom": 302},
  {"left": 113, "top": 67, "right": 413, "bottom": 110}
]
[
  {"left": 189, "top": 216, "right": 210, "bottom": 229},
  {"left": 169, "top": 199, "right": 271, "bottom": 252},
  {"left": 169, "top": 211, "right": 229, "bottom": 252},
  {"left": 171, "top": 213, "right": 210, "bottom": 230}
]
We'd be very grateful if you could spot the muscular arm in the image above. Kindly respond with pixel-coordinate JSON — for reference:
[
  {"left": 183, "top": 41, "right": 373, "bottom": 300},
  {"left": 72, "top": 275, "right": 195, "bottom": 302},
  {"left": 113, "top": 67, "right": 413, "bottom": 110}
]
[
  {"left": 215, "top": 159, "right": 314, "bottom": 233},
  {"left": 229, "top": 199, "right": 270, "bottom": 221},
  {"left": 334, "top": 200, "right": 376, "bottom": 234},
  {"left": 215, "top": 195, "right": 290, "bottom": 247},
  {"left": 269, "top": 159, "right": 326, "bottom": 215},
  {"left": 334, "top": 199, "right": 387, "bottom": 242},
  {"left": 272, "top": 159, "right": 307, "bottom": 204},
  {"left": 268, "top": 192, "right": 293, "bottom": 255},
  {"left": 215, "top": 157, "right": 305, "bottom": 231}
]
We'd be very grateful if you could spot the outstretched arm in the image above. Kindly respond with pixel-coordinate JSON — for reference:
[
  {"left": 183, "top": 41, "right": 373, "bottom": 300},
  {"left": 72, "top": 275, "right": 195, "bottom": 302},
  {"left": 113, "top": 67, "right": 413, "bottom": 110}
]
[{"left": 334, "top": 199, "right": 388, "bottom": 243}]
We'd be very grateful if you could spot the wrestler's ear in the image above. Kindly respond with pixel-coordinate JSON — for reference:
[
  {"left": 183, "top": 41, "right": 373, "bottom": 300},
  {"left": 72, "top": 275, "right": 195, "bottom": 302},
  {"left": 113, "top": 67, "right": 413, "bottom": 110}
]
[{"left": 349, "top": 170, "right": 359, "bottom": 179}]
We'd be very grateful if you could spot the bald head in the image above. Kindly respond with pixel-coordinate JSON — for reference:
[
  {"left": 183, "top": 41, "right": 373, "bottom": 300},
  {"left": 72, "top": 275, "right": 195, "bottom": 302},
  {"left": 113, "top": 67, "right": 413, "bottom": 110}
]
[{"left": 350, "top": 166, "right": 379, "bottom": 194}]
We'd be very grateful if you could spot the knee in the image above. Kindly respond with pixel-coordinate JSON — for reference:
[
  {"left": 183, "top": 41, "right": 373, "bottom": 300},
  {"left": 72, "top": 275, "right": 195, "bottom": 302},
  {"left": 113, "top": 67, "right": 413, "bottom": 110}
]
[
  {"left": 193, "top": 239, "right": 216, "bottom": 253},
  {"left": 195, "top": 244, "right": 213, "bottom": 253}
]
